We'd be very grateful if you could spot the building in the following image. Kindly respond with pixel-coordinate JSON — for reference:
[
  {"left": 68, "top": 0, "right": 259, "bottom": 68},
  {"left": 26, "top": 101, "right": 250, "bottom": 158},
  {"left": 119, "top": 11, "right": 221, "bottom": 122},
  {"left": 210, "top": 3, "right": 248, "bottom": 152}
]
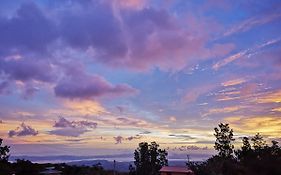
[{"left": 160, "top": 166, "right": 194, "bottom": 175}]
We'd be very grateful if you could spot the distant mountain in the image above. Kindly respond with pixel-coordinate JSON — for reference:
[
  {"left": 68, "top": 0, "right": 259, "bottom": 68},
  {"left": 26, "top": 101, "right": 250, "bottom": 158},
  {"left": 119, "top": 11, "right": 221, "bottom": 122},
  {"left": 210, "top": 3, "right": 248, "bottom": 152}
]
[
  {"left": 67, "top": 159, "right": 190, "bottom": 172},
  {"left": 10, "top": 153, "right": 207, "bottom": 172}
]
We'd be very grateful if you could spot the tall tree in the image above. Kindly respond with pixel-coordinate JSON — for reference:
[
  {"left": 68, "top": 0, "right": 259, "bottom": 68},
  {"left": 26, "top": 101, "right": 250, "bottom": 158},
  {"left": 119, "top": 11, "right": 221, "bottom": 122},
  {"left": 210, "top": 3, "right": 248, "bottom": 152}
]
[
  {"left": 235, "top": 137, "right": 252, "bottom": 161},
  {"left": 134, "top": 141, "right": 168, "bottom": 175},
  {"left": 214, "top": 123, "right": 235, "bottom": 158},
  {"left": 251, "top": 133, "right": 266, "bottom": 150},
  {"left": 0, "top": 138, "right": 10, "bottom": 162}
]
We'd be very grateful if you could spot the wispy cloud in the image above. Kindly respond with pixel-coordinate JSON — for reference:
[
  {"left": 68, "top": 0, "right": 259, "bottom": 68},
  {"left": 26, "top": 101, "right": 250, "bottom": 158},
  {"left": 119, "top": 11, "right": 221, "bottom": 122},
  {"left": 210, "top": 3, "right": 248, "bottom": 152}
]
[
  {"left": 213, "top": 38, "right": 281, "bottom": 70},
  {"left": 223, "top": 13, "right": 281, "bottom": 37},
  {"left": 221, "top": 78, "right": 246, "bottom": 87}
]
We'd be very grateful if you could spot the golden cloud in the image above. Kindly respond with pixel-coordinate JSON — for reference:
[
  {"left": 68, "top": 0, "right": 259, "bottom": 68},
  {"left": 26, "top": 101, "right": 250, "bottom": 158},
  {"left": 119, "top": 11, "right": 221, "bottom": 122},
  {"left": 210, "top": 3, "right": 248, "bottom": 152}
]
[
  {"left": 221, "top": 78, "right": 246, "bottom": 87},
  {"left": 225, "top": 116, "right": 281, "bottom": 137}
]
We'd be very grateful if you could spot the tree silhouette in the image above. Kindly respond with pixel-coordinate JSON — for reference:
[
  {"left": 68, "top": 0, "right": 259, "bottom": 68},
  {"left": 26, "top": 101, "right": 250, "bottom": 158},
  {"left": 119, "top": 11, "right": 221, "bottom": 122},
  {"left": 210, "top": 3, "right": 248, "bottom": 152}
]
[
  {"left": 134, "top": 141, "right": 168, "bottom": 175},
  {"left": 0, "top": 138, "right": 10, "bottom": 162},
  {"left": 214, "top": 123, "right": 235, "bottom": 158},
  {"left": 251, "top": 133, "right": 266, "bottom": 150},
  {"left": 188, "top": 125, "right": 281, "bottom": 175}
]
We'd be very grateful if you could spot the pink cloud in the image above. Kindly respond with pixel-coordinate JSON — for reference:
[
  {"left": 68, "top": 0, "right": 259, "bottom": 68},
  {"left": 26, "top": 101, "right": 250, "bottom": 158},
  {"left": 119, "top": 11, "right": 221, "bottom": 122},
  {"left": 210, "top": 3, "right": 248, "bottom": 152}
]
[{"left": 54, "top": 71, "right": 138, "bottom": 100}]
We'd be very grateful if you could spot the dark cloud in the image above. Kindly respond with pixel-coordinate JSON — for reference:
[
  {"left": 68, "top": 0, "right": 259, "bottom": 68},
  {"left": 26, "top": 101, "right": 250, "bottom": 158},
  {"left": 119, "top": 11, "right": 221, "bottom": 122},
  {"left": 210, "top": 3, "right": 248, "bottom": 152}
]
[
  {"left": 114, "top": 135, "right": 142, "bottom": 144},
  {"left": 0, "top": 59, "right": 56, "bottom": 83},
  {"left": 170, "top": 145, "right": 209, "bottom": 151},
  {"left": 114, "top": 136, "right": 123, "bottom": 144},
  {"left": 0, "top": 2, "right": 57, "bottom": 55},
  {"left": 50, "top": 117, "right": 97, "bottom": 137},
  {"left": 8, "top": 123, "right": 38, "bottom": 137},
  {"left": 126, "top": 135, "right": 142, "bottom": 141},
  {"left": 54, "top": 117, "right": 97, "bottom": 129},
  {"left": 59, "top": 2, "right": 127, "bottom": 59},
  {"left": 54, "top": 72, "right": 137, "bottom": 100}
]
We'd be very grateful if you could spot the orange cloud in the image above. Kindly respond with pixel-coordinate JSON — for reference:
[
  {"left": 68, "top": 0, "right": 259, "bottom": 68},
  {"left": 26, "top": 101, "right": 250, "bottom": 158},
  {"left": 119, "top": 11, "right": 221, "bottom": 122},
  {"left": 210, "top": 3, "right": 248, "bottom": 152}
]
[
  {"left": 205, "top": 106, "right": 242, "bottom": 116},
  {"left": 255, "top": 90, "right": 281, "bottom": 103},
  {"left": 225, "top": 116, "right": 281, "bottom": 137},
  {"left": 221, "top": 78, "right": 246, "bottom": 87}
]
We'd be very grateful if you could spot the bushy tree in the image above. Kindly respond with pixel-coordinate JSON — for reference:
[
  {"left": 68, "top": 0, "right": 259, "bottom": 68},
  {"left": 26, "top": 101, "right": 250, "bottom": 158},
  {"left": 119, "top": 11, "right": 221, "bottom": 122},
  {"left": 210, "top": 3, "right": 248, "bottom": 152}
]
[
  {"left": 251, "top": 133, "right": 266, "bottom": 150},
  {"left": 0, "top": 138, "right": 10, "bottom": 162},
  {"left": 214, "top": 123, "right": 235, "bottom": 158},
  {"left": 188, "top": 125, "right": 281, "bottom": 175},
  {"left": 134, "top": 141, "right": 168, "bottom": 175}
]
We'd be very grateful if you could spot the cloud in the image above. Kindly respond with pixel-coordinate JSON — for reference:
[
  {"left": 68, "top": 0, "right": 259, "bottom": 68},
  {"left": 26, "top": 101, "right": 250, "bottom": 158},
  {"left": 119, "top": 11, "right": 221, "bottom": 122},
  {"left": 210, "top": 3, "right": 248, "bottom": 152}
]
[
  {"left": 0, "top": 81, "right": 10, "bottom": 94},
  {"left": 0, "top": 2, "right": 57, "bottom": 55},
  {"left": 169, "top": 134, "right": 195, "bottom": 140},
  {"left": 115, "top": 117, "right": 147, "bottom": 127},
  {"left": 50, "top": 117, "right": 97, "bottom": 137},
  {"left": 225, "top": 116, "right": 281, "bottom": 137},
  {"left": 54, "top": 71, "right": 137, "bottom": 100},
  {"left": 203, "top": 106, "right": 242, "bottom": 117},
  {"left": 114, "top": 136, "right": 124, "bottom": 144},
  {"left": 8, "top": 123, "right": 38, "bottom": 137},
  {"left": 113, "top": 135, "right": 141, "bottom": 144},
  {"left": 222, "top": 12, "right": 281, "bottom": 37},
  {"left": 49, "top": 128, "right": 88, "bottom": 137},
  {"left": 139, "top": 131, "right": 151, "bottom": 135},
  {"left": 183, "top": 85, "right": 216, "bottom": 104},
  {"left": 169, "top": 116, "right": 177, "bottom": 122},
  {"left": 54, "top": 117, "right": 97, "bottom": 129},
  {"left": 172, "top": 145, "right": 209, "bottom": 151},
  {"left": 112, "top": 0, "right": 147, "bottom": 9},
  {"left": 221, "top": 78, "right": 246, "bottom": 87},
  {"left": 255, "top": 90, "right": 281, "bottom": 104},
  {"left": 0, "top": 59, "right": 56, "bottom": 83},
  {"left": 126, "top": 135, "right": 142, "bottom": 141},
  {"left": 213, "top": 38, "right": 281, "bottom": 70}
]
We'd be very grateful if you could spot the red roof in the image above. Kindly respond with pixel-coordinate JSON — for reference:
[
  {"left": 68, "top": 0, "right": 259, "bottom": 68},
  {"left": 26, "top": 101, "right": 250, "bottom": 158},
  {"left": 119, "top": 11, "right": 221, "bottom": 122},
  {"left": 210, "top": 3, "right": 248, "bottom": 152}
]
[{"left": 160, "top": 166, "right": 193, "bottom": 174}]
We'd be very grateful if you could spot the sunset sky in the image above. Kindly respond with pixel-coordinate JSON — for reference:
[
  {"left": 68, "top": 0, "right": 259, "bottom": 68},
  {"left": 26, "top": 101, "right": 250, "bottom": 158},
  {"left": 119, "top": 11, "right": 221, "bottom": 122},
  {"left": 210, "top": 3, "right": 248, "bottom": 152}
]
[{"left": 0, "top": 0, "right": 281, "bottom": 160}]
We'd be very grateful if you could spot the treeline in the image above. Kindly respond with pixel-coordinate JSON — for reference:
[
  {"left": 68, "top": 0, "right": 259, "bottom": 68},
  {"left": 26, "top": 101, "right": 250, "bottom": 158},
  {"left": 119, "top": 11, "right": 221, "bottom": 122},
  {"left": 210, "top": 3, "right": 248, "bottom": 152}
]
[
  {"left": 0, "top": 139, "right": 128, "bottom": 175},
  {"left": 187, "top": 123, "right": 281, "bottom": 175}
]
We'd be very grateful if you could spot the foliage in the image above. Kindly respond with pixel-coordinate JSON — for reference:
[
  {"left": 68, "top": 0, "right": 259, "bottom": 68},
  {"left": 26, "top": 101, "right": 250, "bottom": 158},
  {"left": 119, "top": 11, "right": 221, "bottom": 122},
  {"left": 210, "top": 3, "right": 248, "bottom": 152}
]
[
  {"left": 188, "top": 124, "right": 281, "bottom": 175},
  {"left": 133, "top": 141, "right": 168, "bottom": 175},
  {"left": 0, "top": 138, "right": 10, "bottom": 162},
  {"left": 214, "top": 123, "right": 235, "bottom": 158}
]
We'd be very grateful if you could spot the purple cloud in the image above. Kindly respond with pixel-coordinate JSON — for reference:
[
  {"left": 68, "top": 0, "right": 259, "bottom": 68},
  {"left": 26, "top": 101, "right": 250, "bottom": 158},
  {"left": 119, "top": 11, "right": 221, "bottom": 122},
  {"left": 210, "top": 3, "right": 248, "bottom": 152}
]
[
  {"left": 0, "top": 59, "right": 56, "bottom": 83},
  {"left": 54, "top": 117, "right": 74, "bottom": 128},
  {"left": 54, "top": 117, "right": 97, "bottom": 129},
  {"left": 54, "top": 72, "right": 137, "bottom": 100},
  {"left": 50, "top": 117, "right": 97, "bottom": 137},
  {"left": 114, "top": 136, "right": 124, "bottom": 144},
  {"left": 0, "top": 81, "right": 10, "bottom": 94},
  {"left": 0, "top": 2, "right": 57, "bottom": 55},
  {"left": 49, "top": 128, "right": 88, "bottom": 137},
  {"left": 113, "top": 135, "right": 142, "bottom": 144},
  {"left": 8, "top": 123, "right": 38, "bottom": 137},
  {"left": 126, "top": 135, "right": 142, "bottom": 141}
]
